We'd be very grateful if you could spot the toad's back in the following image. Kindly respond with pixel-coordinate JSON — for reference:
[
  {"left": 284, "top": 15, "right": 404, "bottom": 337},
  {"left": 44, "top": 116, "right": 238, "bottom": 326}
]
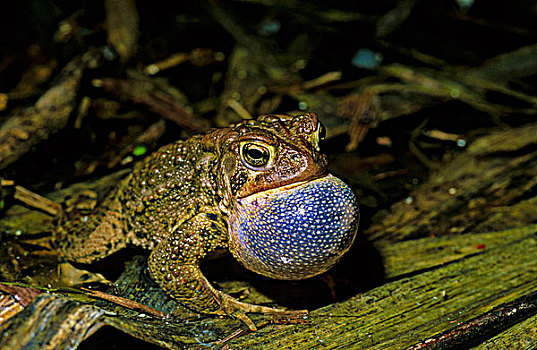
[{"left": 119, "top": 136, "right": 224, "bottom": 250}]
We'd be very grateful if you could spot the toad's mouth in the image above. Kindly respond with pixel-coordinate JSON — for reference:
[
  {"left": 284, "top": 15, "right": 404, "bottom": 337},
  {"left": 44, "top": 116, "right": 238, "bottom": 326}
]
[
  {"left": 237, "top": 172, "right": 329, "bottom": 200},
  {"left": 228, "top": 174, "right": 359, "bottom": 280},
  {"left": 255, "top": 175, "right": 327, "bottom": 196}
]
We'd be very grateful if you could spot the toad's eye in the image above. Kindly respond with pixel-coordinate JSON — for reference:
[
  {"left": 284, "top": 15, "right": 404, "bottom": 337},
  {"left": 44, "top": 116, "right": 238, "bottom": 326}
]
[
  {"left": 241, "top": 143, "right": 272, "bottom": 169},
  {"left": 317, "top": 122, "right": 326, "bottom": 142}
]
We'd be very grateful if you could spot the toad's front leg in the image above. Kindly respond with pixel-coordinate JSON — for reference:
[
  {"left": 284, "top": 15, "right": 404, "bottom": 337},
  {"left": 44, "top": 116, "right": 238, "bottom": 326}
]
[{"left": 148, "top": 213, "right": 306, "bottom": 331}]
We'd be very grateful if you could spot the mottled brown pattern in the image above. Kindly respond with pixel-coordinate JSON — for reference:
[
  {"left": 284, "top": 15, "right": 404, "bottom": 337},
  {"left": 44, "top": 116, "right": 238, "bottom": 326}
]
[{"left": 52, "top": 113, "right": 358, "bottom": 330}]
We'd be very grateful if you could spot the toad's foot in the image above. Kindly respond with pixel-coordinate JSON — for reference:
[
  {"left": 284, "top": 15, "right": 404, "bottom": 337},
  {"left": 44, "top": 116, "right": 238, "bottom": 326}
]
[{"left": 215, "top": 290, "right": 308, "bottom": 331}]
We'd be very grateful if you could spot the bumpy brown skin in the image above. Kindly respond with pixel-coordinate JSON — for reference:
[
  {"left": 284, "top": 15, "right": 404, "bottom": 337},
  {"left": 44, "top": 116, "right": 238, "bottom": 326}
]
[{"left": 53, "top": 113, "right": 329, "bottom": 330}]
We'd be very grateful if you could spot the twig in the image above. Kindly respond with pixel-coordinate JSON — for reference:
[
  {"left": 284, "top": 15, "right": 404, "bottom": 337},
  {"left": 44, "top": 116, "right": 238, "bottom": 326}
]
[
  {"left": 93, "top": 75, "right": 209, "bottom": 132},
  {"left": 406, "top": 289, "right": 537, "bottom": 349},
  {"left": 226, "top": 99, "right": 253, "bottom": 119},
  {"left": 80, "top": 287, "right": 168, "bottom": 319},
  {"left": 0, "top": 50, "right": 102, "bottom": 171},
  {"left": 1, "top": 179, "right": 15, "bottom": 186},
  {"left": 14, "top": 185, "right": 61, "bottom": 216},
  {"left": 302, "top": 71, "right": 342, "bottom": 90},
  {"left": 0, "top": 283, "right": 42, "bottom": 307},
  {"left": 105, "top": 0, "right": 139, "bottom": 62}
]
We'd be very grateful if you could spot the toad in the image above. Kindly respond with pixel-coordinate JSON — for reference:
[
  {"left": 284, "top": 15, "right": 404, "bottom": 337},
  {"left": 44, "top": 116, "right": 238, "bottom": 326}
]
[{"left": 53, "top": 113, "right": 359, "bottom": 330}]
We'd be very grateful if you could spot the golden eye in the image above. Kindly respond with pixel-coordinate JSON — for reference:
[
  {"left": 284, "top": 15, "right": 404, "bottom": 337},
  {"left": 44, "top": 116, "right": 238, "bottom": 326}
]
[{"left": 241, "top": 143, "right": 271, "bottom": 168}]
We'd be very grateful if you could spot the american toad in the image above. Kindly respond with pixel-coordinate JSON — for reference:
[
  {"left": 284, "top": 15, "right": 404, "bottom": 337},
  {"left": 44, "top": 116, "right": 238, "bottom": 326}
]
[{"left": 53, "top": 113, "right": 359, "bottom": 330}]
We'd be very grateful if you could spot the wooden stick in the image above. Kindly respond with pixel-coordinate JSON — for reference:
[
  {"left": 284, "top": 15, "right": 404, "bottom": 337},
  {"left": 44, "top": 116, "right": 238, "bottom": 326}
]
[{"left": 14, "top": 185, "right": 61, "bottom": 216}]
